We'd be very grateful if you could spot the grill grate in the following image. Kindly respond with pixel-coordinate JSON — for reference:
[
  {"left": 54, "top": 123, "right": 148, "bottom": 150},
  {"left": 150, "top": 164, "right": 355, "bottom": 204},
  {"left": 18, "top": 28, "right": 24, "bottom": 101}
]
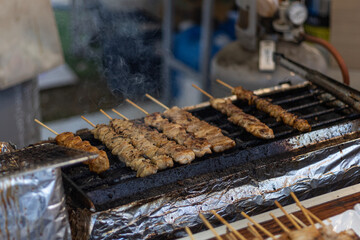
[
  {"left": 188, "top": 84, "right": 359, "bottom": 149},
  {"left": 62, "top": 83, "right": 360, "bottom": 211}
]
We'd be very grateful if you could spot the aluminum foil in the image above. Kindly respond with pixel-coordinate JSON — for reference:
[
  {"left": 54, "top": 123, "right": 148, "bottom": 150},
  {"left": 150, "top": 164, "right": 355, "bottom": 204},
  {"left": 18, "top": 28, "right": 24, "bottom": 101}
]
[
  {"left": 0, "top": 168, "right": 71, "bottom": 240},
  {"left": 0, "top": 141, "right": 15, "bottom": 154},
  {"left": 0, "top": 143, "right": 96, "bottom": 240},
  {"left": 70, "top": 137, "right": 360, "bottom": 239}
]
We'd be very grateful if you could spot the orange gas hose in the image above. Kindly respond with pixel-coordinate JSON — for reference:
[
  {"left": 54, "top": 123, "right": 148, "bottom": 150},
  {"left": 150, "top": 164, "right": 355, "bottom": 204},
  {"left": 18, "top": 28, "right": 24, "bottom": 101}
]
[{"left": 301, "top": 33, "right": 350, "bottom": 85}]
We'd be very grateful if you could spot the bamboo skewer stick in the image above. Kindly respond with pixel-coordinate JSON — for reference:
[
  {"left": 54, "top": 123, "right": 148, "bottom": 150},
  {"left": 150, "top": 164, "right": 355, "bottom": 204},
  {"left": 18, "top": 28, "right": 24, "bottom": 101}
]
[
  {"left": 290, "top": 192, "right": 314, "bottom": 226},
  {"left": 247, "top": 223, "right": 263, "bottom": 240},
  {"left": 274, "top": 200, "right": 302, "bottom": 230},
  {"left": 269, "top": 213, "right": 290, "bottom": 233},
  {"left": 81, "top": 116, "right": 96, "bottom": 128},
  {"left": 145, "top": 94, "right": 169, "bottom": 110},
  {"left": 247, "top": 224, "right": 257, "bottom": 238},
  {"left": 306, "top": 209, "right": 326, "bottom": 226},
  {"left": 34, "top": 119, "right": 59, "bottom": 135},
  {"left": 100, "top": 109, "right": 113, "bottom": 120},
  {"left": 290, "top": 214, "right": 307, "bottom": 228},
  {"left": 228, "top": 233, "right": 238, "bottom": 240},
  {"left": 182, "top": 194, "right": 324, "bottom": 240},
  {"left": 111, "top": 109, "right": 129, "bottom": 120},
  {"left": 193, "top": 83, "right": 274, "bottom": 140},
  {"left": 126, "top": 99, "right": 149, "bottom": 115},
  {"left": 216, "top": 79, "right": 234, "bottom": 91},
  {"left": 191, "top": 84, "right": 214, "bottom": 99},
  {"left": 227, "top": 232, "right": 237, "bottom": 240},
  {"left": 241, "top": 212, "right": 275, "bottom": 239},
  {"left": 216, "top": 78, "right": 311, "bottom": 133},
  {"left": 210, "top": 210, "right": 246, "bottom": 240},
  {"left": 199, "top": 213, "right": 223, "bottom": 240},
  {"left": 185, "top": 227, "right": 195, "bottom": 240}
]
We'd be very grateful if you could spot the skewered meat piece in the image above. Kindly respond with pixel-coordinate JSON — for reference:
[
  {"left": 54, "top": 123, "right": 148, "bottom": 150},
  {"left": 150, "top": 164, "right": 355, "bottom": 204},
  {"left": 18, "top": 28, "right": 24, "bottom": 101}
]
[
  {"left": 288, "top": 226, "right": 320, "bottom": 240},
  {"left": 73, "top": 140, "right": 91, "bottom": 149},
  {"left": 232, "top": 86, "right": 311, "bottom": 132},
  {"left": 63, "top": 136, "right": 82, "bottom": 148},
  {"left": 288, "top": 225, "right": 359, "bottom": 240},
  {"left": 272, "top": 225, "right": 360, "bottom": 240},
  {"left": 206, "top": 135, "right": 236, "bottom": 152},
  {"left": 336, "top": 229, "right": 359, "bottom": 240},
  {"left": 110, "top": 119, "right": 195, "bottom": 164},
  {"left": 186, "top": 121, "right": 222, "bottom": 138},
  {"left": 163, "top": 107, "right": 221, "bottom": 136},
  {"left": 210, "top": 98, "right": 274, "bottom": 139},
  {"left": 82, "top": 146, "right": 110, "bottom": 173},
  {"left": 135, "top": 126, "right": 195, "bottom": 164},
  {"left": 55, "top": 132, "right": 74, "bottom": 145},
  {"left": 73, "top": 140, "right": 92, "bottom": 164},
  {"left": 118, "top": 127, "right": 174, "bottom": 170},
  {"left": 163, "top": 106, "right": 236, "bottom": 152},
  {"left": 144, "top": 112, "right": 212, "bottom": 157},
  {"left": 92, "top": 124, "right": 157, "bottom": 177},
  {"left": 108, "top": 120, "right": 173, "bottom": 170},
  {"left": 55, "top": 132, "right": 110, "bottom": 173}
]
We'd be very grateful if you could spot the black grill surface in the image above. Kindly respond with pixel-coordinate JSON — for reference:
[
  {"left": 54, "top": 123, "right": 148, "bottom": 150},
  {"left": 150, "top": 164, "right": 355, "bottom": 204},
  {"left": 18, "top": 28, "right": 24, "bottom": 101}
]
[{"left": 62, "top": 83, "right": 360, "bottom": 211}]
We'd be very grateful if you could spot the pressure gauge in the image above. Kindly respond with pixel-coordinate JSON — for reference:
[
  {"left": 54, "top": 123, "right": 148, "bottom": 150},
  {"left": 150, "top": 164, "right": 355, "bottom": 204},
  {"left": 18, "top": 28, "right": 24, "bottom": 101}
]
[{"left": 287, "top": 2, "right": 308, "bottom": 26}]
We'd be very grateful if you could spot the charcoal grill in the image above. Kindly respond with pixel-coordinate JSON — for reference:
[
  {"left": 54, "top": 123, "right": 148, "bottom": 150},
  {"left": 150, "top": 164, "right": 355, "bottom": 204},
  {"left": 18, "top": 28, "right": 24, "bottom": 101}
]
[
  {"left": 63, "top": 81, "right": 360, "bottom": 210},
  {"left": 63, "top": 57, "right": 360, "bottom": 239}
]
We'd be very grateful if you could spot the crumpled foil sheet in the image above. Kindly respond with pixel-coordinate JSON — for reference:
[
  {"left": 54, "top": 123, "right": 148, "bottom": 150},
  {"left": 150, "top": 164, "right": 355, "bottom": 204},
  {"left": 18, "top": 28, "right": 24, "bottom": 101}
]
[
  {"left": 0, "top": 168, "right": 71, "bottom": 240},
  {"left": 0, "top": 141, "right": 15, "bottom": 154},
  {"left": 72, "top": 138, "right": 360, "bottom": 240}
]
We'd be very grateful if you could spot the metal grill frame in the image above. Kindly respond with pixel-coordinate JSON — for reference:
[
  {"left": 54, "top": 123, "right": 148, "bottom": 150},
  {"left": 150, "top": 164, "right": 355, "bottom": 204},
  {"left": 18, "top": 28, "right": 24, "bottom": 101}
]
[{"left": 62, "top": 81, "right": 360, "bottom": 211}]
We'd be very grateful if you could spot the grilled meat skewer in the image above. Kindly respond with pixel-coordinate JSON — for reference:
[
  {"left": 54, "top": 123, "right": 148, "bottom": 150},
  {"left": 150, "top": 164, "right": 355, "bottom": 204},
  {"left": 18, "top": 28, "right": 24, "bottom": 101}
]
[
  {"left": 163, "top": 106, "right": 236, "bottom": 152},
  {"left": 144, "top": 113, "right": 212, "bottom": 157},
  {"left": 191, "top": 84, "right": 274, "bottom": 139},
  {"left": 106, "top": 120, "right": 173, "bottom": 170},
  {"left": 232, "top": 86, "right": 311, "bottom": 132},
  {"left": 277, "top": 225, "right": 359, "bottom": 240},
  {"left": 110, "top": 119, "right": 195, "bottom": 164},
  {"left": 55, "top": 132, "right": 110, "bottom": 174},
  {"left": 92, "top": 124, "right": 157, "bottom": 177},
  {"left": 97, "top": 110, "right": 173, "bottom": 169},
  {"left": 210, "top": 98, "right": 275, "bottom": 139}
]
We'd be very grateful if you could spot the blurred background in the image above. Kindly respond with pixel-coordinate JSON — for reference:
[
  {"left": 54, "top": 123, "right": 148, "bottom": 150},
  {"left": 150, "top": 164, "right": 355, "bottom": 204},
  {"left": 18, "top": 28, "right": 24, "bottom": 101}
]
[{"left": 1, "top": 0, "right": 359, "bottom": 147}]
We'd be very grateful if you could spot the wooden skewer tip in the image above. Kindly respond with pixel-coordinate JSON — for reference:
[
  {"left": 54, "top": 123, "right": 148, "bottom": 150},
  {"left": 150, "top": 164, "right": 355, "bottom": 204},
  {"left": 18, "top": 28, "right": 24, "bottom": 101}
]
[
  {"left": 269, "top": 213, "right": 290, "bottom": 233},
  {"left": 111, "top": 109, "right": 129, "bottom": 120},
  {"left": 191, "top": 84, "right": 214, "bottom": 99},
  {"left": 126, "top": 99, "right": 149, "bottom": 115},
  {"left": 306, "top": 209, "right": 325, "bottom": 226},
  {"left": 228, "top": 232, "right": 237, "bottom": 240},
  {"left": 241, "top": 212, "right": 275, "bottom": 239},
  {"left": 81, "top": 116, "right": 96, "bottom": 128},
  {"left": 216, "top": 79, "right": 234, "bottom": 90},
  {"left": 145, "top": 93, "right": 169, "bottom": 110},
  {"left": 99, "top": 109, "right": 113, "bottom": 120},
  {"left": 185, "top": 227, "right": 195, "bottom": 240},
  {"left": 247, "top": 223, "right": 263, "bottom": 239},
  {"left": 290, "top": 214, "right": 307, "bottom": 228},
  {"left": 34, "top": 118, "right": 59, "bottom": 135},
  {"left": 274, "top": 200, "right": 302, "bottom": 230},
  {"left": 210, "top": 210, "right": 246, "bottom": 240},
  {"left": 199, "top": 213, "right": 223, "bottom": 240},
  {"left": 290, "top": 192, "right": 314, "bottom": 226}
]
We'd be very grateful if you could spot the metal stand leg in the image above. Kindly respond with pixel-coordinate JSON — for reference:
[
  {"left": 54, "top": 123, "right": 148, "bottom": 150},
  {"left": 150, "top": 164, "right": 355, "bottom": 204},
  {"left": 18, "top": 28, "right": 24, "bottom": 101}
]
[
  {"left": 161, "top": 0, "right": 215, "bottom": 103},
  {"left": 0, "top": 79, "right": 40, "bottom": 147},
  {"left": 200, "top": 0, "right": 215, "bottom": 94},
  {"left": 162, "top": 0, "right": 174, "bottom": 105}
]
